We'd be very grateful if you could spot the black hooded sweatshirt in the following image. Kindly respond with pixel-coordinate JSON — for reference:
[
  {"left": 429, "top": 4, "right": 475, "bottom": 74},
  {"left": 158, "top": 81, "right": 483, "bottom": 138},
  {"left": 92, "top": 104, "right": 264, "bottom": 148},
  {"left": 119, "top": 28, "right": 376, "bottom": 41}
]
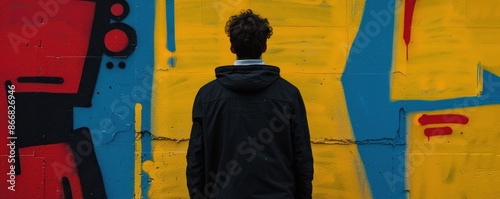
[{"left": 187, "top": 65, "right": 313, "bottom": 199}]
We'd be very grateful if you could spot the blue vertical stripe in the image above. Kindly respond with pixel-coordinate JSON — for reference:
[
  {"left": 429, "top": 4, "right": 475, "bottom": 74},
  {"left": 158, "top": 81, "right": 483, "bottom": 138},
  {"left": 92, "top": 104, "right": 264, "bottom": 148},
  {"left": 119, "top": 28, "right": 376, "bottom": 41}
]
[{"left": 166, "top": 0, "right": 176, "bottom": 52}]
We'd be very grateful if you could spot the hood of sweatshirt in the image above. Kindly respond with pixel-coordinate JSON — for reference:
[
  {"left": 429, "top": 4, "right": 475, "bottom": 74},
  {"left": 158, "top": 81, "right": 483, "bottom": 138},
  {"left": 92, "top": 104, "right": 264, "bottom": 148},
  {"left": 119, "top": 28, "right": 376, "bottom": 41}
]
[{"left": 215, "top": 65, "right": 280, "bottom": 92}]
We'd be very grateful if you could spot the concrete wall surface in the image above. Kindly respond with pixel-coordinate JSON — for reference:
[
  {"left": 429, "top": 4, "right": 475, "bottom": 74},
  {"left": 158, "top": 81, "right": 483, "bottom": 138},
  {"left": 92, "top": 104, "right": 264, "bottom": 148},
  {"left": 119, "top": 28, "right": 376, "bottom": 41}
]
[{"left": 1, "top": 0, "right": 499, "bottom": 198}]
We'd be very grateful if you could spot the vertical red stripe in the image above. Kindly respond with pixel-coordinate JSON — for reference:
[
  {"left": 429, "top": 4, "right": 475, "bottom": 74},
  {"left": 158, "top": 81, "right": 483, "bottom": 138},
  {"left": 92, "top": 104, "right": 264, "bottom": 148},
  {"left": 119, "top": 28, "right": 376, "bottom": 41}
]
[{"left": 403, "top": 0, "right": 416, "bottom": 60}]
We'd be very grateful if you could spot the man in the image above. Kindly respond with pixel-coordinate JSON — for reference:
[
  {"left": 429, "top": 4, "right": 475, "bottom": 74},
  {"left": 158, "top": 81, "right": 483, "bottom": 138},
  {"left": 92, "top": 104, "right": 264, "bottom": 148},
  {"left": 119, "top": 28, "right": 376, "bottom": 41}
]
[{"left": 186, "top": 9, "right": 313, "bottom": 199}]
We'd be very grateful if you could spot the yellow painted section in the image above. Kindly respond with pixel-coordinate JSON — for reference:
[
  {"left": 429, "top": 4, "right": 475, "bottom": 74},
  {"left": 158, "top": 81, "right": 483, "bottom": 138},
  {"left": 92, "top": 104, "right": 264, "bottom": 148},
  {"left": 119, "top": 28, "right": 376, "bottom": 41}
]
[
  {"left": 135, "top": 103, "right": 143, "bottom": 133},
  {"left": 392, "top": 0, "right": 500, "bottom": 101},
  {"left": 394, "top": 1, "right": 500, "bottom": 198},
  {"left": 150, "top": 0, "right": 371, "bottom": 198},
  {"left": 407, "top": 106, "right": 500, "bottom": 198},
  {"left": 134, "top": 103, "right": 143, "bottom": 199},
  {"left": 143, "top": 141, "right": 189, "bottom": 198}
]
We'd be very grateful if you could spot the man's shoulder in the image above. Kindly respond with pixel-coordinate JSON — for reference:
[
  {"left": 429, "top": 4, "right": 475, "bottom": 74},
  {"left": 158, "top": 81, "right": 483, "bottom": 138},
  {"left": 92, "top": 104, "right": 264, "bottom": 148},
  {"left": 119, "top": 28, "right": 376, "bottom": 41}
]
[
  {"left": 274, "top": 77, "right": 300, "bottom": 93},
  {"left": 200, "top": 79, "right": 218, "bottom": 89},
  {"left": 196, "top": 79, "right": 219, "bottom": 94}
]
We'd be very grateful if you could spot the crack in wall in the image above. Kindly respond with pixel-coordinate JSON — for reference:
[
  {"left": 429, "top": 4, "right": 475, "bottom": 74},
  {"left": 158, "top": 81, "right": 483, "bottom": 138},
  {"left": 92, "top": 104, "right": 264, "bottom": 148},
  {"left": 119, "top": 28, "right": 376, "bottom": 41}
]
[
  {"left": 311, "top": 138, "right": 405, "bottom": 146},
  {"left": 150, "top": 135, "right": 189, "bottom": 143}
]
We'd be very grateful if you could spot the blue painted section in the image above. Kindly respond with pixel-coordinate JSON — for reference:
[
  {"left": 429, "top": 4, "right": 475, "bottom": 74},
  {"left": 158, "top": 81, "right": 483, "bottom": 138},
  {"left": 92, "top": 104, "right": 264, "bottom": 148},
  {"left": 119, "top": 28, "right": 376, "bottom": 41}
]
[
  {"left": 168, "top": 56, "right": 176, "bottom": 67},
  {"left": 166, "top": 0, "right": 176, "bottom": 52},
  {"left": 141, "top": 131, "right": 153, "bottom": 199},
  {"left": 74, "top": 0, "right": 155, "bottom": 198},
  {"left": 134, "top": 2, "right": 155, "bottom": 198},
  {"left": 342, "top": 0, "right": 406, "bottom": 197},
  {"left": 341, "top": 0, "right": 500, "bottom": 198}
]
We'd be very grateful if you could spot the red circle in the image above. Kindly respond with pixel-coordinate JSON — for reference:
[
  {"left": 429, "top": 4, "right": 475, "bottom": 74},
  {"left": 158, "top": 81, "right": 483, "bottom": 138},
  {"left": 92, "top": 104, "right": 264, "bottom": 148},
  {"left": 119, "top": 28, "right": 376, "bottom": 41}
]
[
  {"left": 104, "top": 29, "right": 129, "bottom": 53},
  {"left": 111, "top": 3, "right": 124, "bottom": 17}
]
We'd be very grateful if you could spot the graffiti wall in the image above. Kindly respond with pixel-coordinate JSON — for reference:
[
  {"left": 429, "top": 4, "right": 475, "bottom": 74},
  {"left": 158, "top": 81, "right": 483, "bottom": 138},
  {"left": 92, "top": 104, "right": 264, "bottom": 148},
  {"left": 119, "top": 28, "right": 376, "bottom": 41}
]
[{"left": 0, "top": 0, "right": 499, "bottom": 198}]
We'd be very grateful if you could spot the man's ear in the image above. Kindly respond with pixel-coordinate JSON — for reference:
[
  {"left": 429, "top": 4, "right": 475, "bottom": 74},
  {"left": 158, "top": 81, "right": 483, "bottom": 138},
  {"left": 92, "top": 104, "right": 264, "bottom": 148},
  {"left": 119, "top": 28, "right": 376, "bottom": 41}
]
[{"left": 230, "top": 46, "right": 236, "bottom": 54}]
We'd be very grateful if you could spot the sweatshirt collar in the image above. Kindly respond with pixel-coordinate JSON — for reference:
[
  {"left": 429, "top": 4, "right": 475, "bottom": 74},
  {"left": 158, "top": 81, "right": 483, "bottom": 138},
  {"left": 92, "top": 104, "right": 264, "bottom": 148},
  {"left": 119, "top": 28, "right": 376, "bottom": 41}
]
[{"left": 234, "top": 59, "right": 265, "bottom": 66}]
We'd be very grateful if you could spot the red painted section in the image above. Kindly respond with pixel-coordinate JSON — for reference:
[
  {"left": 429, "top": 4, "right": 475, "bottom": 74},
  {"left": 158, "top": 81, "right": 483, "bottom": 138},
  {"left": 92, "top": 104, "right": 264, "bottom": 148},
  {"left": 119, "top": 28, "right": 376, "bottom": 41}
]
[
  {"left": 0, "top": 0, "right": 101, "bottom": 197},
  {"left": 0, "top": 0, "right": 95, "bottom": 93},
  {"left": 105, "top": 29, "right": 129, "bottom": 53},
  {"left": 424, "top": 126, "right": 453, "bottom": 140},
  {"left": 418, "top": 114, "right": 469, "bottom": 125},
  {"left": 1, "top": 144, "right": 84, "bottom": 199},
  {"left": 403, "top": 0, "right": 416, "bottom": 60},
  {"left": 111, "top": 3, "right": 125, "bottom": 17}
]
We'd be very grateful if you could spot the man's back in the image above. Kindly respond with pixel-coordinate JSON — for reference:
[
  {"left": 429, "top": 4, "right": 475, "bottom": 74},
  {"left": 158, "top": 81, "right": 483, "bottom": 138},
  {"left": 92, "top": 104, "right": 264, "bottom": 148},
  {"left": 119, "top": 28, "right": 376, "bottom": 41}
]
[{"left": 187, "top": 65, "right": 313, "bottom": 199}]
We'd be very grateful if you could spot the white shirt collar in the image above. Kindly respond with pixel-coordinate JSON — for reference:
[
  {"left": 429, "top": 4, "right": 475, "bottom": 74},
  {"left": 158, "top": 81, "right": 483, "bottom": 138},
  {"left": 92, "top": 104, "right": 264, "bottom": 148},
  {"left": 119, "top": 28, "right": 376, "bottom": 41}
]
[{"left": 234, "top": 59, "right": 265, "bottom": 66}]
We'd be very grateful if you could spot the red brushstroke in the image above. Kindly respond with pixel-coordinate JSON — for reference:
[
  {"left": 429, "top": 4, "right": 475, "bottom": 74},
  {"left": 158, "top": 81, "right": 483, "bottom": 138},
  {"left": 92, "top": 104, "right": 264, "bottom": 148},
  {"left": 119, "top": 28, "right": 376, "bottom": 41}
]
[
  {"left": 403, "top": 0, "right": 416, "bottom": 60},
  {"left": 418, "top": 114, "right": 469, "bottom": 125},
  {"left": 424, "top": 126, "right": 453, "bottom": 140}
]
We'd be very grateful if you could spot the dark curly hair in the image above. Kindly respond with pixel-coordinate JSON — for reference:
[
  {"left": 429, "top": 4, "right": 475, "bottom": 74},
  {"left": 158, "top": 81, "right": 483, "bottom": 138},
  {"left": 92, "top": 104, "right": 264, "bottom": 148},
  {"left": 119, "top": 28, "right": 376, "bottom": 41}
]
[{"left": 225, "top": 9, "right": 273, "bottom": 59}]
